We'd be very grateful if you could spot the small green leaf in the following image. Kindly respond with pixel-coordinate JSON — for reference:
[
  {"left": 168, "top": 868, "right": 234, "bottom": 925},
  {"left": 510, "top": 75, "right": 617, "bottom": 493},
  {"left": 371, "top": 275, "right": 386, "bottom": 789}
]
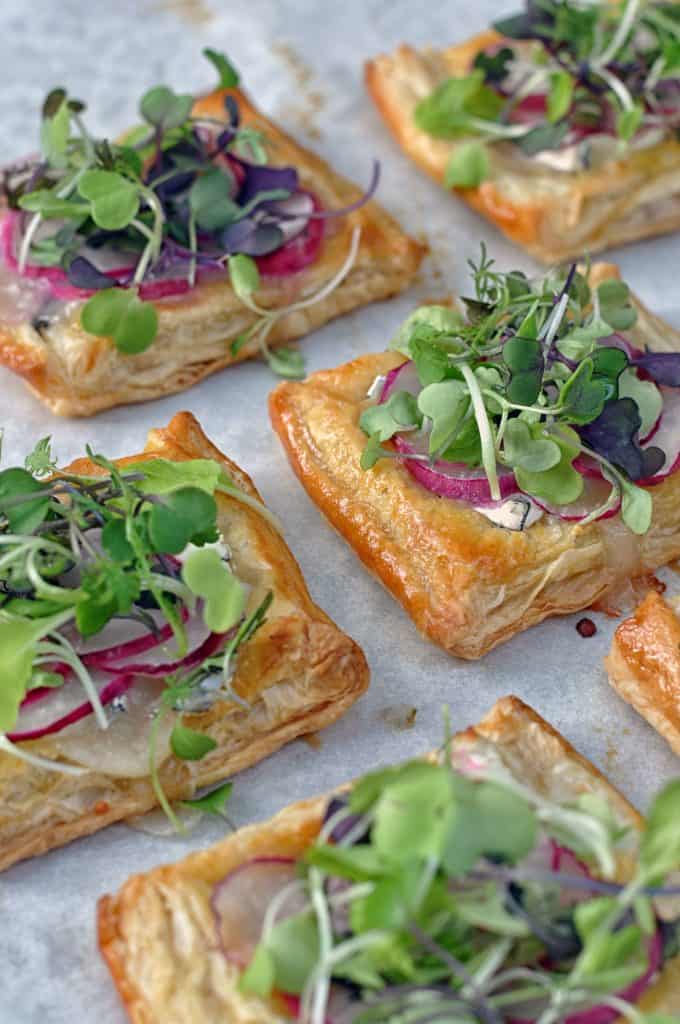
[
  {"left": 547, "top": 70, "right": 574, "bottom": 123},
  {"left": 80, "top": 288, "right": 158, "bottom": 354},
  {"left": 360, "top": 433, "right": 386, "bottom": 471},
  {"left": 373, "top": 762, "right": 455, "bottom": 863},
  {"left": 78, "top": 170, "right": 140, "bottom": 231},
  {"left": 560, "top": 359, "right": 609, "bottom": 425},
  {"left": 0, "top": 616, "right": 63, "bottom": 732},
  {"left": 19, "top": 190, "right": 89, "bottom": 220},
  {"left": 260, "top": 913, "right": 320, "bottom": 995},
  {"left": 417, "top": 379, "right": 469, "bottom": 454},
  {"left": 620, "top": 479, "right": 653, "bottom": 536},
  {"left": 516, "top": 120, "right": 569, "bottom": 156},
  {"left": 0, "top": 468, "right": 50, "bottom": 532},
  {"left": 414, "top": 72, "right": 504, "bottom": 139},
  {"left": 101, "top": 519, "right": 135, "bottom": 562},
  {"left": 618, "top": 369, "right": 662, "bottom": 438},
  {"left": 503, "top": 334, "right": 544, "bottom": 405},
  {"left": 24, "top": 437, "right": 57, "bottom": 479},
  {"left": 617, "top": 103, "right": 643, "bottom": 142},
  {"left": 140, "top": 85, "right": 194, "bottom": 130},
  {"left": 181, "top": 545, "right": 246, "bottom": 633},
  {"left": 444, "top": 142, "right": 489, "bottom": 188},
  {"left": 239, "top": 944, "right": 275, "bottom": 997},
  {"left": 170, "top": 725, "right": 217, "bottom": 760},
  {"left": 391, "top": 305, "right": 463, "bottom": 356},
  {"left": 503, "top": 418, "right": 561, "bottom": 472},
  {"left": 148, "top": 487, "right": 218, "bottom": 555},
  {"left": 129, "top": 458, "right": 221, "bottom": 496},
  {"left": 181, "top": 781, "right": 233, "bottom": 816},
  {"left": 228, "top": 253, "right": 260, "bottom": 299},
  {"left": 266, "top": 347, "right": 306, "bottom": 380},
  {"left": 360, "top": 391, "right": 421, "bottom": 443},
  {"left": 203, "top": 48, "right": 240, "bottom": 89},
  {"left": 597, "top": 279, "right": 637, "bottom": 331},
  {"left": 41, "top": 97, "right": 71, "bottom": 164},
  {"left": 513, "top": 425, "right": 584, "bottom": 505},
  {"left": 189, "top": 167, "right": 239, "bottom": 231}
]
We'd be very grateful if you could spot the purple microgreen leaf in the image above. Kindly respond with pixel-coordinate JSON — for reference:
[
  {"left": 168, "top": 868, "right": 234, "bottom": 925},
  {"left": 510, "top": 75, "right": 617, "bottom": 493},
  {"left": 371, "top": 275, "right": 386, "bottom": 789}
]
[
  {"left": 579, "top": 398, "right": 665, "bottom": 480},
  {"left": 237, "top": 164, "right": 298, "bottom": 206},
  {"left": 632, "top": 352, "right": 680, "bottom": 388},
  {"left": 64, "top": 255, "right": 115, "bottom": 291}
]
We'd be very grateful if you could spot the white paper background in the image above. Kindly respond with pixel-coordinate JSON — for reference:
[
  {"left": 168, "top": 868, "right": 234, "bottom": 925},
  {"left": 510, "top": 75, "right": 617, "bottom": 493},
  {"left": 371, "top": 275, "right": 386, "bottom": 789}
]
[{"left": 1, "top": 2, "right": 680, "bottom": 1020}]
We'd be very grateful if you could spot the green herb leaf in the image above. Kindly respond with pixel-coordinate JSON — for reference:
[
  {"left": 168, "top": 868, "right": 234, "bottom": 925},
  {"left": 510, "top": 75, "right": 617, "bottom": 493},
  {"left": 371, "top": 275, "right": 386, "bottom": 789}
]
[
  {"left": 181, "top": 781, "right": 233, "bottom": 816},
  {"left": 129, "top": 457, "right": 221, "bottom": 497},
  {"left": 266, "top": 347, "right": 306, "bottom": 380},
  {"left": 24, "top": 437, "right": 58, "bottom": 479},
  {"left": 78, "top": 170, "right": 140, "bottom": 231},
  {"left": 0, "top": 616, "right": 62, "bottom": 732},
  {"left": 0, "top": 468, "right": 50, "bottom": 532},
  {"left": 360, "top": 391, "right": 421, "bottom": 443},
  {"left": 360, "top": 433, "right": 386, "bottom": 471},
  {"left": 513, "top": 425, "right": 584, "bottom": 505},
  {"left": 170, "top": 725, "right": 217, "bottom": 760},
  {"left": 417, "top": 379, "right": 469, "bottom": 454},
  {"left": 41, "top": 96, "right": 71, "bottom": 165},
  {"left": 228, "top": 253, "right": 260, "bottom": 299},
  {"left": 391, "top": 306, "right": 463, "bottom": 356},
  {"left": 203, "top": 48, "right": 240, "bottom": 89},
  {"left": 503, "top": 418, "right": 561, "bottom": 472},
  {"left": 617, "top": 369, "right": 662, "bottom": 438},
  {"left": 617, "top": 103, "right": 643, "bottom": 142},
  {"left": 101, "top": 519, "right": 135, "bottom": 563},
  {"left": 620, "top": 477, "right": 653, "bottom": 536},
  {"left": 516, "top": 120, "right": 569, "bottom": 155},
  {"left": 444, "top": 142, "right": 490, "bottom": 188},
  {"left": 181, "top": 545, "right": 246, "bottom": 633},
  {"left": 148, "top": 487, "right": 218, "bottom": 555},
  {"left": 414, "top": 71, "right": 504, "bottom": 139},
  {"left": 503, "top": 334, "right": 544, "bottom": 406},
  {"left": 547, "top": 70, "right": 574, "bottom": 123},
  {"left": 80, "top": 288, "right": 158, "bottom": 354},
  {"left": 18, "top": 190, "right": 89, "bottom": 220},
  {"left": 597, "top": 279, "right": 637, "bottom": 331},
  {"left": 139, "top": 85, "right": 194, "bottom": 130},
  {"left": 560, "top": 359, "right": 609, "bottom": 425},
  {"left": 189, "top": 167, "right": 240, "bottom": 231},
  {"left": 239, "top": 944, "right": 276, "bottom": 997}
]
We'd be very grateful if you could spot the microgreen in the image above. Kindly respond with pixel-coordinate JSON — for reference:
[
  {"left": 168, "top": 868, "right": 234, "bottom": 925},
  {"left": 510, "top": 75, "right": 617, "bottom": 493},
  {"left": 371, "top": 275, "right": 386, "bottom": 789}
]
[
  {"left": 414, "top": 1, "right": 680, "bottom": 180},
  {"left": 360, "top": 249, "right": 678, "bottom": 534},
  {"left": 240, "top": 735, "right": 680, "bottom": 1023},
  {"left": 0, "top": 441, "right": 270, "bottom": 816},
  {"left": 181, "top": 780, "right": 233, "bottom": 817},
  {"left": 4, "top": 50, "right": 376, "bottom": 375}
]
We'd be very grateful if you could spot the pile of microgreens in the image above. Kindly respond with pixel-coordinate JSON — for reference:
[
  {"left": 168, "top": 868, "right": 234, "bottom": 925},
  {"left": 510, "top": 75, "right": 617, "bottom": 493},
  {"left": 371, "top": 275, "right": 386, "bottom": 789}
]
[
  {"left": 1, "top": 49, "right": 364, "bottom": 378},
  {"left": 0, "top": 437, "right": 273, "bottom": 825},
  {"left": 240, "top": 718, "right": 680, "bottom": 1024},
  {"left": 414, "top": 0, "right": 680, "bottom": 187},
  {"left": 359, "top": 246, "right": 680, "bottom": 535}
]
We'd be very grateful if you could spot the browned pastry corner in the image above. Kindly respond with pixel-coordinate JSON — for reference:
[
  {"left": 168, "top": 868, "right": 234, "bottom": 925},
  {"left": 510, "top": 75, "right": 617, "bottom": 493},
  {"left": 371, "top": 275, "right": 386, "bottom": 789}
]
[
  {"left": 269, "top": 264, "right": 680, "bottom": 659},
  {"left": 0, "top": 412, "right": 368, "bottom": 872},
  {"left": 365, "top": 32, "right": 680, "bottom": 264},
  {"left": 606, "top": 589, "right": 680, "bottom": 756},
  {"left": 0, "top": 88, "right": 424, "bottom": 416},
  {"left": 97, "top": 695, "right": 680, "bottom": 1022}
]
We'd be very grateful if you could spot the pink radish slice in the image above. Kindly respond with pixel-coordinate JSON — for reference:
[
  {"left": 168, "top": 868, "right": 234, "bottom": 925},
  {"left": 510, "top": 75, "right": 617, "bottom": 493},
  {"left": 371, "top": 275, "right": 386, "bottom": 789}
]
[
  {"left": 510, "top": 94, "right": 548, "bottom": 125},
  {"left": 637, "top": 386, "right": 680, "bottom": 484},
  {"left": 77, "top": 607, "right": 190, "bottom": 668},
  {"left": 8, "top": 672, "right": 134, "bottom": 742},
  {"left": 104, "top": 628, "right": 228, "bottom": 678},
  {"left": 531, "top": 476, "right": 620, "bottom": 523},
  {"left": 510, "top": 930, "right": 663, "bottom": 1024},
  {"left": 211, "top": 857, "right": 304, "bottom": 965},
  {"left": 380, "top": 360, "right": 519, "bottom": 504},
  {"left": 256, "top": 193, "right": 324, "bottom": 277}
]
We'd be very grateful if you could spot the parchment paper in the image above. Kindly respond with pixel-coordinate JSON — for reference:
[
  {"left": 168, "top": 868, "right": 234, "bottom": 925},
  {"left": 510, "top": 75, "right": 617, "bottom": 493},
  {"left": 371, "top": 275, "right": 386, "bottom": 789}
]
[{"left": 1, "top": 2, "right": 679, "bottom": 1020}]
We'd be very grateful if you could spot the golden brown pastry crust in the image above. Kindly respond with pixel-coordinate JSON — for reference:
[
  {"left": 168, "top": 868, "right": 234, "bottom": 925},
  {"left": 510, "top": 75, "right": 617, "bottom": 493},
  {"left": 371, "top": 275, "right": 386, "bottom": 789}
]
[
  {"left": 365, "top": 31, "right": 680, "bottom": 264},
  {"left": 606, "top": 590, "right": 680, "bottom": 755},
  {"left": 0, "top": 412, "right": 368, "bottom": 872},
  {"left": 269, "top": 264, "right": 680, "bottom": 659},
  {"left": 97, "top": 695, "right": 680, "bottom": 1023},
  {"left": 0, "top": 88, "right": 424, "bottom": 417}
]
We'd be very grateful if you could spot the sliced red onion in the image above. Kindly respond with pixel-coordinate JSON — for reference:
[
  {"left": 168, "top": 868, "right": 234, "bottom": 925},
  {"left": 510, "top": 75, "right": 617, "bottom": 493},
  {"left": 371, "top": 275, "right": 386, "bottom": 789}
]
[
  {"left": 211, "top": 857, "right": 303, "bottom": 965},
  {"left": 8, "top": 672, "right": 134, "bottom": 742},
  {"left": 255, "top": 193, "right": 324, "bottom": 278},
  {"left": 78, "top": 611, "right": 188, "bottom": 668},
  {"left": 380, "top": 360, "right": 519, "bottom": 504},
  {"left": 530, "top": 476, "right": 621, "bottom": 523}
]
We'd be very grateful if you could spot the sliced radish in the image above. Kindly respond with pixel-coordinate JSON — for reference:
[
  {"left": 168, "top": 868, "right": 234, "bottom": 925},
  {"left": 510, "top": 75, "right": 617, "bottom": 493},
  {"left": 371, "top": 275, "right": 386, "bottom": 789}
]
[
  {"left": 531, "top": 476, "right": 620, "bottom": 523},
  {"left": 9, "top": 672, "right": 133, "bottom": 742},
  {"left": 638, "top": 386, "right": 680, "bottom": 484},
  {"left": 380, "top": 360, "right": 519, "bottom": 504},
  {"left": 211, "top": 857, "right": 304, "bottom": 965},
  {"left": 256, "top": 193, "right": 324, "bottom": 277}
]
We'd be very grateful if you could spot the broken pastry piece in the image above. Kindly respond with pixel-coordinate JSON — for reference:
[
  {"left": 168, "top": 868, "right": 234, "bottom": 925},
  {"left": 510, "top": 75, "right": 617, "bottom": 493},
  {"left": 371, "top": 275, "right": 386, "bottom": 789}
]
[
  {"left": 98, "top": 696, "right": 680, "bottom": 1022},
  {"left": 366, "top": 2, "right": 680, "bottom": 263},
  {"left": 271, "top": 256, "right": 680, "bottom": 659},
  {"left": 0, "top": 412, "right": 368, "bottom": 872},
  {"left": 607, "top": 589, "right": 680, "bottom": 756},
  {"left": 0, "top": 50, "right": 423, "bottom": 416}
]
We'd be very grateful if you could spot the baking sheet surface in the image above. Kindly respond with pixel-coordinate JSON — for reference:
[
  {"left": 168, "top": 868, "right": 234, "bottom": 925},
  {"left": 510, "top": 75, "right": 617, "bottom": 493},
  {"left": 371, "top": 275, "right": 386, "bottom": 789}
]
[{"left": 1, "top": 1, "right": 679, "bottom": 1020}]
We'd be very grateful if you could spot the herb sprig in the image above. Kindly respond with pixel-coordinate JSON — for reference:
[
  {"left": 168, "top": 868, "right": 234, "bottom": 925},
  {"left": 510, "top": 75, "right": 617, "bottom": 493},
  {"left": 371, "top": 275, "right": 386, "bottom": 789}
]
[
  {"left": 360, "top": 247, "right": 679, "bottom": 534},
  {"left": 414, "top": 0, "right": 680, "bottom": 186},
  {"left": 240, "top": 728, "right": 680, "bottom": 1023}
]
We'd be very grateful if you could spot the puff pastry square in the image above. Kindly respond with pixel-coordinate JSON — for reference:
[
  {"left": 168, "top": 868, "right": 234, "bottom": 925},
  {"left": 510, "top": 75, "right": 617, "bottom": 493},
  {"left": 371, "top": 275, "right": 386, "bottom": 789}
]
[
  {"left": 97, "top": 696, "right": 680, "bottom": 1022},
  {"left": 269, "top": 263, "right": 680, "bottom": 660},
  {"left": 606, "top": 589, "right": 680, "bottom": 756},
  {"left": 0, "top": 87, "right": 424, "bottom": 417},
  {"left": 366, "top": 30, "right": 680, "bottom": 264},
  {"left": 0, "top": 412, "right": 368, "bottom": 873}
]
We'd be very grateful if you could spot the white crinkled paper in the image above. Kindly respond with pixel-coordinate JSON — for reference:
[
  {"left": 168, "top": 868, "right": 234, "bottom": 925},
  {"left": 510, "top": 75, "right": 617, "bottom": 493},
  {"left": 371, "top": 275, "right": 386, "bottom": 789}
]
[{"left": 1, "top": 1, "right": 680, "bottom": 1020}]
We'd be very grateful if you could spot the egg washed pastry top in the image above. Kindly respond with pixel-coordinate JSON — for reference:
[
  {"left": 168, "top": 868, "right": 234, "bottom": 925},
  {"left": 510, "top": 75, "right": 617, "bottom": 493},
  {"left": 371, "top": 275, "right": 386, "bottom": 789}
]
[
  {"left": 269, "top": 263, "right": 680, "bottom": 660},
  {"left": 0, "top": 412, "right": 368, "bottom": 873},
  {"left": 606, "top": 589, "right": 680, "bottom": 757},
  {"left": 0, "top": 87, "right": 424, "bottom": 417},
  {"left": 97, "top": 695, "right": 680, "bottom": 1022},
  {"left": 365, "top": 29, "right": 680, "bottom": 264}
]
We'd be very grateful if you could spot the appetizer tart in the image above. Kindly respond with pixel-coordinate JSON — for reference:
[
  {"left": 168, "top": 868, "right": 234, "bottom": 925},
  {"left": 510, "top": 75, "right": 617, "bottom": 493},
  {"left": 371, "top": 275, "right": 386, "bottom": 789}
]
[
  {"left": 606, "top": 590, "right": 680, "bottom": 757},
  {"left": 271, "top": 253, "right": 680, "bottom": 659},
  {"left": 366, "top": 1, "right": 680, "bottom": 263},
  {"left": 0, "top": 51, "right": 423, "bottom": 416},
  {"left": 98, "top": 696, "right": 680, "bottom": 1022},
  {"left": 0, "top": 411, "right": 368, "bottom": 872}
]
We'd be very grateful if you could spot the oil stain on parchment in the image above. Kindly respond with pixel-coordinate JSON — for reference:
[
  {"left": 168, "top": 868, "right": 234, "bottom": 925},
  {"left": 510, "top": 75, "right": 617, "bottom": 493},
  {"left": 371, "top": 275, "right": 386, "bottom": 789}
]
[{"left": 271, "top": 42, "right": 326, "bottom": 140}]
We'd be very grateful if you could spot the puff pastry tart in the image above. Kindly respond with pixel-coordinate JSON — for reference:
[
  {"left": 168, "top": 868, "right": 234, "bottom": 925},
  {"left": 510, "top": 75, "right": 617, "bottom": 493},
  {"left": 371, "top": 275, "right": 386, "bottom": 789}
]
[
  {"left": 98, "top": 695, "right": 680, "bottom": 1022},
  {"left": 366, "top": 2, "right": 680, "bottom": 264},
  {"left": 606, "top": 590, "right": 680, "bottom": 757},
  {"left": 271, "top": 255, "right": 680, "bottom": 659},
  {"left": 0, "top": 411, "right": 368, "bottom": 872},
  {"left": 0, "top": 51, "right": 423, "bottom": 416}
]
